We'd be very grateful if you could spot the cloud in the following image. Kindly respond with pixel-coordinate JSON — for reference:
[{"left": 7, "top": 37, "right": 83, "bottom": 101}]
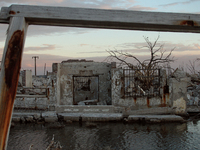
[
  {"left": 116, "top": 41, "right": 200, "bottom": 53},
  {"left": 160, "top": 0, "right": 199, "bottom": 7},
  {"left": 24, "top": 44, "right": 57, "bottom": 52},
  {"left": 79, "top": 44, "right": 90, "bottom": 47},
  {"left": 129, "top": 5, "right": 157, "bottom": 11},
  {"left": 0, "top": 0, "right": 156, "bottom": 11},
  {"left": 21, "top": 53, "right": 72, "bottom": 74},
  {"left": 27, "top": 25, "right": 92, "bottom": 37},
  {"left": 77, "top": 41, "right": 200, "bottom": 57},
  {"left": 0, "top": 0, "right": 157, "bottom": 42},
  {"left": 6, "top": 45, "right": 200, "bottom": 75},
  {"left": 0, "top": 24, "right": 95, "bottom": 43},
  {"left": 194, "top": 43, "right": 200, "bottom": 49},
  {"left": 79, "top": 50, "right": 107, "bottom": 54}
]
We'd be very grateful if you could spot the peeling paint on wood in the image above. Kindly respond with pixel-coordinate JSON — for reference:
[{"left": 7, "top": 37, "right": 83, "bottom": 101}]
[
  {"left": 5, "top": 30, "right": 24, "bottom": 88},
  {"left": 9, "top": 11, "right": 16, "bottom": 15},
  {"left": 179, "top": 20, "right": 198, "bottom": 26},
  {"left": 0, "top": 30, "right": 24, "bottom": 150},
  {"left": 0, "top": 17, "right": 27, "bottom": 150}
]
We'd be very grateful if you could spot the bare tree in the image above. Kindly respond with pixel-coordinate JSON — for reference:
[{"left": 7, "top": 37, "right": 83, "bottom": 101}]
[
  {"left": 106, "top": 36, "right": 175, "bottom": 90},
  {"left": 106, "top": 36, "right": 175, "bottom": 70}
]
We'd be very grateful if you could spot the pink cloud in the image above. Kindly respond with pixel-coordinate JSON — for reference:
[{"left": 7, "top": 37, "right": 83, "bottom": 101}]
[
  {"left": 80, "top": 44, "right": 89, "bottom": 47},
  {"left": 160, "top": 0, "right": 199, "bottom": 7},
  {"left": 99, "top": 5, "right": 113, "bottom": 10},
  {"left": 129, "top": 5, "right": 157, "bottom": 11},
  {"left": 24, "top": 44, "right": 57, "bottom": 52},
  {"left": 194, "top": 43, "right": 200, "bottom": 49}
]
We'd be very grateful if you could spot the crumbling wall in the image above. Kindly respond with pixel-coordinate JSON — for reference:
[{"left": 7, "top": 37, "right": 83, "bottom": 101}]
[
  {"left": 14, "top": 73, "right": 57, "bottom": 110},
  {"left": 111, "top": 68, "right": 170, "bottom": 111},
  {"left": 57, "top": 61, "right": 111, "bottom": 105},
  {"left": 169, "top": 69, "right": 190, "bottom": 114},
  {"left": 186, "top": 75, "right": 200, "bottom": 107},
  {"left": 46, "top": 73, "right": 57, "bottom": 110},
  {"left": 19, "top": 70, "right": 32, "bottom": 87}
]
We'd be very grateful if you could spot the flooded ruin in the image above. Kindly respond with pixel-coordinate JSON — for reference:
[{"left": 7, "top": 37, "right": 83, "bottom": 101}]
[{"left": 1, "top": 4, "right": 200, "bottom": 149}]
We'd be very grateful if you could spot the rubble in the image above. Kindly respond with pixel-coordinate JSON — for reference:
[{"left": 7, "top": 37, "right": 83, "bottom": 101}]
[
  {"left": 172, "top": 97, "right": 187, "bottom": 115},
  {"left": 170, "top": 68, "right": 200, "bottom": 112}
]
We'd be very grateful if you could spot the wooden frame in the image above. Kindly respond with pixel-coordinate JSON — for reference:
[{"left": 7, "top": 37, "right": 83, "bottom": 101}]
[
  {"left": 0, "top": 4, "right": 199, "bottom": 149},
  {"left": 0, "top": 5, "right": 200, "bottom": 32}
]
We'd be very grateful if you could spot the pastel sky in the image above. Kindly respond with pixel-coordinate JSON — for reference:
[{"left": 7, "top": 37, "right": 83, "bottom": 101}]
[{"left": 0, "top": 0, "right": 200, "bottom": 75}]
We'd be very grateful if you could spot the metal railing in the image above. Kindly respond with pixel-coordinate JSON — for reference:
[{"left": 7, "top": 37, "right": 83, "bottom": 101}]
[{"left": 123, "top": 69, "right": 161, "bottom": 98}]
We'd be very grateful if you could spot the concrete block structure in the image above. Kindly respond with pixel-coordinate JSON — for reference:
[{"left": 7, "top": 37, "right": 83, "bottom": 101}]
[
  {"left": 14, "top": 60, "right": 191, "bottom": 116},
  {"left": 56, "top": 60, "right": 112, "bottom": 106}
]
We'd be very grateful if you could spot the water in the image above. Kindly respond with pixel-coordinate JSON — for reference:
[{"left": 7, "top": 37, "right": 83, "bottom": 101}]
[{"left": 7, "top": 120, "right": 200, "bottom": 150}]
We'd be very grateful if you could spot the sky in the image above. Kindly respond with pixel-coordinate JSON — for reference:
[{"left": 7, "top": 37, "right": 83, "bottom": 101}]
[{"left": 0, "top": 0, "right": 200, "bottom": 75}]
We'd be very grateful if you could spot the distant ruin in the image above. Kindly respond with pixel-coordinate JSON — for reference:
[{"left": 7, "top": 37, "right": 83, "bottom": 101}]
[{"left": 14, "top": 59, "right": 199, "bottom": 115}]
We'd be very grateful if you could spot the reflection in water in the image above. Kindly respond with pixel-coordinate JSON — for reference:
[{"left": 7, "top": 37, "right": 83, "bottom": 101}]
[{"left": 8, "top": 121, "right": 200, "bottom": 150}]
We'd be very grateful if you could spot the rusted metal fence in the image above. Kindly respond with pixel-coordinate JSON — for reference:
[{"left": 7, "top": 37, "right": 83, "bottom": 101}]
[{"left": 123, "top": 68, "right": 161, "bottom": 98}]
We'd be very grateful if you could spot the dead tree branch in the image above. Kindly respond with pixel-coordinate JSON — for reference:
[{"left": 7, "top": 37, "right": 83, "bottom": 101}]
[
  {"left": 106, "top": 36, "right": 175, "bottom": 89},
  {"left": 106, "top": 36, "right": 175, "bottom": 70}
]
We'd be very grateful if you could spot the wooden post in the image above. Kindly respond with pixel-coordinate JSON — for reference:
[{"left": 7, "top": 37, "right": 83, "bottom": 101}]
[{"left": 0, "top": 17, "right": 28, "bottom": 150}]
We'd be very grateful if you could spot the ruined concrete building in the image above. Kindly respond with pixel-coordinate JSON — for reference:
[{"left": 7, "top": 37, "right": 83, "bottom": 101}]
[
  {"left": 14, "top": 59, "right": 195, "bottom": 115},
  {"left": 1, "top": 4, "right": 200, "bottom": 149},
  {"left": 53, "top": 59, "right": 112, "bottom": 106}
]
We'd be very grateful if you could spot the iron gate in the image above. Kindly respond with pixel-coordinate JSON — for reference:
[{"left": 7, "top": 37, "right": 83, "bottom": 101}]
[{"left": 123, "top": 69, "right": 161, "bottom": 98}]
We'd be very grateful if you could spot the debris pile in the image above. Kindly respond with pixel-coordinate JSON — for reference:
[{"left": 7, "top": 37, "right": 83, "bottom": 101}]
[
  {"left": 171, "top": 68, "right": 200, "bottom": 107},
  {"left": 187, "top": 77, "right": 200, "bottom": 106}
]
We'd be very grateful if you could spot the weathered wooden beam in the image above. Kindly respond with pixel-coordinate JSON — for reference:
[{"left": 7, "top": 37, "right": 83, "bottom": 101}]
[
  {"left": 0, "top": 17, "right": 28, "bottom": 150},
  {"left": 0, "top": 7, "right": 9, "bottom": 24},
  {"left": 0, "top": 5, "right": 200, "bottom": 33}
]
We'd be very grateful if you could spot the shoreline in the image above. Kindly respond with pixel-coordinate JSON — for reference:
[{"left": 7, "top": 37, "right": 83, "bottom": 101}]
[{"left": 11, "top": 111, "right": 190, "bottom": 125}]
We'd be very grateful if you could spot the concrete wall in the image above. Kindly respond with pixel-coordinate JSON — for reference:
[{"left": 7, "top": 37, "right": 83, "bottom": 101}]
[
  {"left": 111, "top": 68, "right": 170, "bottom": 111},
  {"left": 20, "top": 70, "right": 32, "bottom": 87},
  {"left": 14, "top": 64, "right": 192, "bottom": 115},
  {"left": 25, "top": 70, "right": 32, "bottom": 87},
  {"left": 57, "top": 61, "right": 112, "bottom": 105},
  {"left": 169, "top": 69, "right": 190, "bottom": 114},
  {"left": 14, "top": 73, "right": 57, "bottom": 110}
]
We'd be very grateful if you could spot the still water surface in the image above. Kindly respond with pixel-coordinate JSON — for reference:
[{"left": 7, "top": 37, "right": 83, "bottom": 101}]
[{"left": 8, "top": 120, "right": 200, "bottom": 150}]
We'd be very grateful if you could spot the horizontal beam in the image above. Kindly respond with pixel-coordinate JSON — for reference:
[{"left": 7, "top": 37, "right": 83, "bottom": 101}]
[
  {"left": 0, "top": 5, "right": 200, "bottom": 32},
  {"left": 16, "top": 95, "right": 47, "bottom": 98}
]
